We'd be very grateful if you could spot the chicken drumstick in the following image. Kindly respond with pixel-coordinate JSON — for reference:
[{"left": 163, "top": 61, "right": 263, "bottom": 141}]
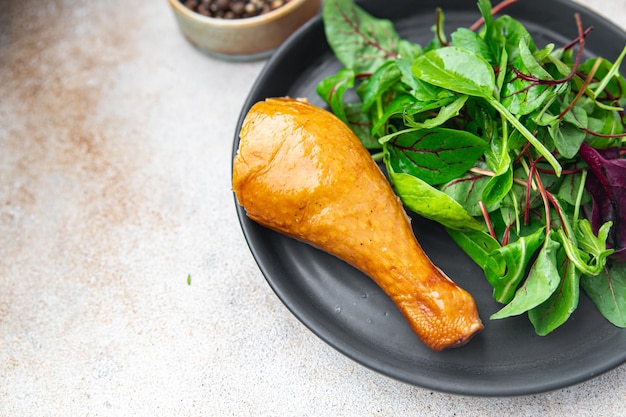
[{"left": 232, "top": 97, "right": 483, "bottom": 351}]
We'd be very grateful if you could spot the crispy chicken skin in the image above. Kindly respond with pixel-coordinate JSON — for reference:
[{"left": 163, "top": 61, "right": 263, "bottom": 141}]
[{"left": 232, "top": 97, "right": 483, "bottom": 351}]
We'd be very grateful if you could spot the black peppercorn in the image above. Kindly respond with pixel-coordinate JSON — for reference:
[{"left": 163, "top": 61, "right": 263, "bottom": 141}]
[{"left": 180, "top": 0, "right": 292, "bottom": 19}]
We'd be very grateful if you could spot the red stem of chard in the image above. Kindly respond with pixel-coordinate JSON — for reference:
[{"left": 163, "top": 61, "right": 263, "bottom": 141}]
[
  {"left": 512, "top": 14, "right": 586, "bottom": 87},
  {"left": 338, "top": 3, "right": 399, "bottom": 60},
  {"left": 562, "top": 26, "right": 594, "bottom": 51},
  {"left": 469, "top": 0, "right": 519, "bottom": 31},
  {"left": 534, "top": 169, "right": 552, "bottom": 234},
  {"left": 580, "top": 126, "right": 626, "bottom": 139},
  {"left": 558, "top": 55, "right": 601, "bottom": 119},
  {"left": 546, "top": 191, "right": 571, "bottom": 238},
  {"left": 535, "top": 166, "right": 584, "bottom": 175},
  {"left": 479, "top": 200, "right": 498, "bottom": 240},
  {"left": 502, "top": 222, "right": 514, "bottom": 246},
  {"left": 524, "top": 161, "right": 535, "bottom": 225}
]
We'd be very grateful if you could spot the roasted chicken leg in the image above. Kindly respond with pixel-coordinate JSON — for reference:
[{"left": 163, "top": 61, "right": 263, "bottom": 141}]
[{"left": 232, "top": 97, "right": 483, "bottom": 351}]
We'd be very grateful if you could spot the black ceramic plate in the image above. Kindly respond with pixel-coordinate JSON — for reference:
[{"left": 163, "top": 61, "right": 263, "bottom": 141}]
[{"left": 232, "top": 0, "right": 626, "bottom": 396}]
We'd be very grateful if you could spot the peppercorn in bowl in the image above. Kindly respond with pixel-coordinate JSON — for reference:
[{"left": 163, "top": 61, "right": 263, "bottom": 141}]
[{"left": 167, "top": 0, "right": 321, "bottom": 60}]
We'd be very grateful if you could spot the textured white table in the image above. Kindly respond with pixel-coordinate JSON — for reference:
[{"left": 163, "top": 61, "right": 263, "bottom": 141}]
[{"left": 1, "top": 0, "right": 625, "bottom": 415}]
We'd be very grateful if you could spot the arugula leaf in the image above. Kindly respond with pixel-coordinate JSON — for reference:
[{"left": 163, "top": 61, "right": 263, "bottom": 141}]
[{"left": 567, "top": 219, "right": 615, "bottom": 275}]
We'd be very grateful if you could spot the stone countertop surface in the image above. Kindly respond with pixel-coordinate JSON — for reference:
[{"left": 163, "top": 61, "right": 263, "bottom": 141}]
[{"left": 1, "top": 0, "right": 625, "bottom": 415}]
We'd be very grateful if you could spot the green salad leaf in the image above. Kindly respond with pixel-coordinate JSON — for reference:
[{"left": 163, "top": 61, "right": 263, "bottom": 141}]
[{"left": 318, "top": 0, "right": 626, "bottom": 335}]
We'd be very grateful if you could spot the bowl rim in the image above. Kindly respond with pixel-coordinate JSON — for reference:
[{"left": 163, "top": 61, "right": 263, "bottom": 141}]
[{"left": 167, "top": 0, "right": 311, "bottom": 27}]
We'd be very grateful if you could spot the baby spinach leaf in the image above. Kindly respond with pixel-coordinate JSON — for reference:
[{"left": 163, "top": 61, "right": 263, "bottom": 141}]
[
  {"left": 482, "top": 131, "right": 514, "bottom": 206},
  {"left": 482, "top": 167, "right": 514, "bottom": 207},
  {"left": 549, "top": 120, "right": 586, "bottom": 160},
  {"left": 492, "top": 15, "right": 535, "bottom": 62},
  {"left": 396, "top": 59, "right": 452, "bottom": 102},
  {"left": 528, "top": 245, "right": 580, "bottom": 336},
  {"left": 447, "top": 229, "right": 504, "bottom": 274},
  {"left": 518, "top": 38, "right": 553, "bottom": 80},
  {"left": 450, "top": 27, "right": 495, "bottom": 65},
  {"left": 412, "top": 46, "right": 495, "bottom": 98},
  {"left": 491, "top": 231, "right": 561, "bottom": 319},
  {"left": 384, "top": 127, "right": 487, "bottom": 186},
  {"left": 581, "top": 262, "right": 626, "bottom": 327},
  {"left": 549, "top": 105, "right": 587, "bottom": 159},
  {"left": 484, "top": 129, "right": 511, "bottom": 175}
]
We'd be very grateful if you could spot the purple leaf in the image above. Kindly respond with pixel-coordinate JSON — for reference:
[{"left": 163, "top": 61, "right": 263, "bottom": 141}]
[{"left": 579, "top": 143, "right": 626, "bottom": 261}]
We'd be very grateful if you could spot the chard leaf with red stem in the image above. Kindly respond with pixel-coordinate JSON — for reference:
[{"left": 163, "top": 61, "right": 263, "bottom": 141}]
[{"left": 322, "top": 0, "right": 401, "bottom": 74}]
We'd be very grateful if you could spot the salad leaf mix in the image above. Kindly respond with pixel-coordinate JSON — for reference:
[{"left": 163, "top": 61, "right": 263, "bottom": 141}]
[{"left": 317, "top": 0, "right": 626, "bottom": 335}]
